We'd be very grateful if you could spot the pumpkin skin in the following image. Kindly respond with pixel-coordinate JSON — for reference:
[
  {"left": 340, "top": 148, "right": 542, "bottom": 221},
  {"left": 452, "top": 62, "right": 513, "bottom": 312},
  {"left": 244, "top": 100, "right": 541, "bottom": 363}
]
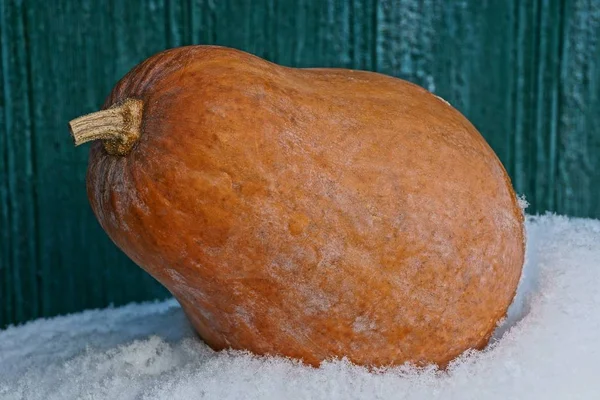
[{"left": 84, "top": 45, "right": 524, "bottom": 367}]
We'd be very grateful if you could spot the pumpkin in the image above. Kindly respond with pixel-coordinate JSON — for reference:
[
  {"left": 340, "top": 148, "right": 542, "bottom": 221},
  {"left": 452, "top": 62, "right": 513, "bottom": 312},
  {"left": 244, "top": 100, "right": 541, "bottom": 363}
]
[{"left": 69, "top": 45, "right": 525, "bottom": 368}]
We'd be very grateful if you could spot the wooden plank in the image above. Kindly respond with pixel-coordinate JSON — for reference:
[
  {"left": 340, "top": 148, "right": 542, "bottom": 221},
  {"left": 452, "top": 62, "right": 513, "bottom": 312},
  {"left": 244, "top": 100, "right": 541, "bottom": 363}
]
[
  {"left": 317, "top": 0, "right": 353, "bottom": 68},
  {"left": 27, "top": 0, "right": 111, "bottom": 318},
  {"left": 531, "top": 0, "right": 563, "bottom": 214},
  {"left": 189, "top": 0, "right": 218, "bottom": 45},
  {"left": 0, "top": 0, "right": 9, "bottom": 328},
  {"left": 375, "top": 0, "right": 440, "bottom": 91},
  {"left": 20, "top": 0, "right": 170, "bottom": 324},
  {"left": 557, "top": 0, "right": 600, "bottom": 218},
  {"left": 166, "top": 0, "right": 194, "bottom": 47},
  {"left": 0, "top": 0, "right": 40, "bottom": 327}
]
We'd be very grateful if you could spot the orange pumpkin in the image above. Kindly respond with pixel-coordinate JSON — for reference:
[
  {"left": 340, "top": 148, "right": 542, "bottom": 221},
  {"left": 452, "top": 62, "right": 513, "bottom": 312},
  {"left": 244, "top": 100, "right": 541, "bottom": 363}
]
[{"left": 70, "top": 45, "right": 525, "bottom": 367}]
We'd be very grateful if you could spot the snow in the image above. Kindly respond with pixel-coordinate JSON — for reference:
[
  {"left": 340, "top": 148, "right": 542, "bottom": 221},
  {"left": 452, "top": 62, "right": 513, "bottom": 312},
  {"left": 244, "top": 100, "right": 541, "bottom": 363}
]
[{"left": 1, "top": 214, "right": 599, "bottom": 400}]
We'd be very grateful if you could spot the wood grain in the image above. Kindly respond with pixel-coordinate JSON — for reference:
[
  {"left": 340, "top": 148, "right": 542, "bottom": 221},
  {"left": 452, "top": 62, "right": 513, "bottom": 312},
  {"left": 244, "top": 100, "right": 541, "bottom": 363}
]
[{"left": 557, "top": 0, "right": 600, "bottom": 218}]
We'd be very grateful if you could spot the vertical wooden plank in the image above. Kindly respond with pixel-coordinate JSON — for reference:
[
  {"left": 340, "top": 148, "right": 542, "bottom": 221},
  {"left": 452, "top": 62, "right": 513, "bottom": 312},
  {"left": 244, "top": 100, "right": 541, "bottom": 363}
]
[
  {"left": 112, "top": 0, "right": 171, "bottom": 79},
  {"left": 0, "top": 0, "right": 40, "bottom": 327},
  {"left": 506, "top": 0, "right": 564, "bottom": 216},
  {"left": 376, "top": 0, "right": 440, "bottom": 91},
  {"left": 510, "top": 0, "right": 537, "bottom": 197},
  {"left": 273, "top": 0, "right": 325, "bottom": 67},
  {"left": 557, "top": 0, "right": 600, "bottom": 218},
  {"left": 166, "top": 0, "right": 193, "bottom": 47},
  {"left": 27, "top": 0, "right": 108, "bottom": 317},
  {"left": 349, "top": 0, "right": 377, "bottom": 70},
  {"left": 22, "top": 0, "right": 169, "bottom": 323},
  {"left": 318, "top": 0, "right": 353, "bottom": 68},
  {"left": 0, "top": 0, "right": 9, "bottom": 327},
  {"left": 209, "top": 0, "right": 256, "bottom": 54},
  {"left": 190, "top": 0, "right": 218, "bottom": 45},
  {"left": 532, "top": 0, "right": 563, "bottom": 214},
  {"left": 272, "top": 0, "right": 304, "bottom": 66}
]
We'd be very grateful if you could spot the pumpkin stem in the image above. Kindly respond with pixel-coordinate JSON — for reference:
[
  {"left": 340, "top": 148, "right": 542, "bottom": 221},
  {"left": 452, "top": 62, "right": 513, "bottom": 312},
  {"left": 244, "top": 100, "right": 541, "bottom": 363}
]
[{"left": 68, "top": 98, "right": 144, "bottom": 156}]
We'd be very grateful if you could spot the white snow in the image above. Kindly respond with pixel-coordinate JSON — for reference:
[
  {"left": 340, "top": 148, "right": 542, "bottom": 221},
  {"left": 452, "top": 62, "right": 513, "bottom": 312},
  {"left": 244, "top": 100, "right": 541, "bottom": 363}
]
[{"left": 1, "top": 214, "right": 599, "bottom": 400}]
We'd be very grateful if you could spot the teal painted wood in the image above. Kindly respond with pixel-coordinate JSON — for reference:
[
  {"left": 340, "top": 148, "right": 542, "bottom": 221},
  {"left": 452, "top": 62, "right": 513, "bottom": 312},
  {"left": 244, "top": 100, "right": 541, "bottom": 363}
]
[
  {"left": 1, "top": 0, "right": 41, "bottom": 326},
  {"left": 0, "top": 0, "right": 8, "bottom": 327},
  {"left": 1, "top": 0, "right": 599, "bottom": 328},
  {"left": 557, "top": 0, "right": 600, "bottom": 218},
  {"left": 24, "top": 0, "right": 170, "bottom": 322}
]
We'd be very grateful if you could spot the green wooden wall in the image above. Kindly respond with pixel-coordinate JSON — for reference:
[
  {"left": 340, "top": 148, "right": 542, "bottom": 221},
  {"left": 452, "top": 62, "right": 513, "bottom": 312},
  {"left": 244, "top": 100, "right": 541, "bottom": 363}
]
[{"left": 1, "top": 0, "right": 599, "bottom": 328}]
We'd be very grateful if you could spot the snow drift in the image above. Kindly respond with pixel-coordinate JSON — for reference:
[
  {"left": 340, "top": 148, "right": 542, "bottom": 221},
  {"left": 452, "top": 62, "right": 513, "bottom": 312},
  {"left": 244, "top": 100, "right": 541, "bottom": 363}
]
[{"left": 1, "top": 214, "right": 599, "bottom": 399}]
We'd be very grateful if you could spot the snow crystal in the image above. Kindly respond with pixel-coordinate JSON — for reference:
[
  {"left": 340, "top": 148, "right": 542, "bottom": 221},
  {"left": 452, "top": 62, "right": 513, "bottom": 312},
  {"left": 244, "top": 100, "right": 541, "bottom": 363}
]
[
  {"left": 434, "top": 94, "right": 451, "bottom": 107},
  {"left": 1, "top": 214, "right": 599, "bottom": 400}
]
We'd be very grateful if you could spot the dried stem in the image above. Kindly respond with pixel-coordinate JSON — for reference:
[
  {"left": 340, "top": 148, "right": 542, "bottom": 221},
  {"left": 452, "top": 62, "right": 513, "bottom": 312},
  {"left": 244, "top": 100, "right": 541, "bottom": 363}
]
[{"left": 69, "top": 98, "right": 143, "bottom": 156}]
